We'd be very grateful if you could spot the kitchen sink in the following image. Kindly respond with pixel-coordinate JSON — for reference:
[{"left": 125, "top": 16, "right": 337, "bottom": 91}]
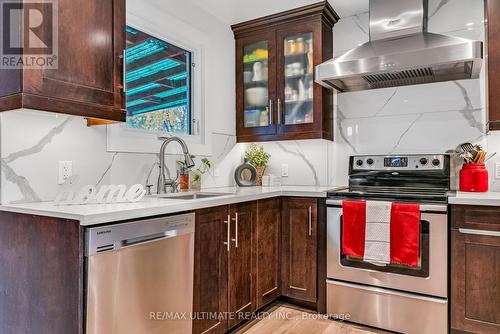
[{"left": 156, "top": 192, "right": 232, "bottom": 200}]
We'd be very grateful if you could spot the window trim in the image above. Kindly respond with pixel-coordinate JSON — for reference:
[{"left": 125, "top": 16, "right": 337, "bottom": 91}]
[{"left": 107, "top": 13, "right": 210, "bottom": 155}]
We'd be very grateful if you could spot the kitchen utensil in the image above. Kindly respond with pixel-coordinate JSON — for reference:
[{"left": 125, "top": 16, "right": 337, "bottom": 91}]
[
  {"left": 245, "top": 87, "right": 268, "bottom": 107},
  {"left": 460, "top": 143, "right": 475, "bottom": 153},
  {"left": 485, "top": 152, "right": 497, "bottom": 162},
  {"left": 461, "top": 151, "right": 474, "bottom": 163}
]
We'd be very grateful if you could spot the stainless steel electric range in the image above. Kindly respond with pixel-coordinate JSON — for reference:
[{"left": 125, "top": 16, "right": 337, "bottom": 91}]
[{"left": 326, "top": 154, "right": 450, "bottom": 334}]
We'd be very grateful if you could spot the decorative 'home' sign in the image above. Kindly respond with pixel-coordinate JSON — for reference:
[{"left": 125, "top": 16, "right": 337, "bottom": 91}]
[{"left": 55, "top": 183, "right": 146, "bottom": 205}]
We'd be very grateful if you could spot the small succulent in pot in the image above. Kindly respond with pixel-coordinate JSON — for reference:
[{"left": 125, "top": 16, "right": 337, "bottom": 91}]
[
  {"left": 244, "top": 144, "right": 270, "bottom": 186},
  {"left": 189, "top": 157, "right": 212, "bottom": 191}
]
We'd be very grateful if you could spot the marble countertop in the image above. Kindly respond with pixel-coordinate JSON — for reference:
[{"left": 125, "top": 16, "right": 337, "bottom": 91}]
[
  {"left": 448, "top": 191, "right": 500, "bottom": 207},
  {"left": 0, "top": 186, "right": 345, "bottom": 226}
]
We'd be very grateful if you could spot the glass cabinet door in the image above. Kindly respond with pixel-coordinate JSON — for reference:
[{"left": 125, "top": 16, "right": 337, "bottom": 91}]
[
  {"left": 243, "top": 41, "right": 270, "bottom": 128},
  {"left": 237, "top": 32, "right": 276, "bottom": 139},
  {"left": 281, "top": 32, "right": 314, "bottom": 126}
]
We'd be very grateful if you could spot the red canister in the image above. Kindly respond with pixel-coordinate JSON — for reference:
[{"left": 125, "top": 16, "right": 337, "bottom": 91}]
[{"left": 459, "top": 163, "right": 489, "bottom": 192}]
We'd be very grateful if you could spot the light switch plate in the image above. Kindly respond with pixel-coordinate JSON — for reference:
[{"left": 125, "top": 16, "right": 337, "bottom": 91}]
[
  {"left": 58, "top": 161, "right": 73, "bottom": 185},
  {"left": 281, "top": 164, "right": 289, "bottom": 177}
]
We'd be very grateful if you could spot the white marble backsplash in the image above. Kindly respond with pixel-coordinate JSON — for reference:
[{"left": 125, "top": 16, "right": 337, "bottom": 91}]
[{"left": 2, "top": 0, "right": 500, "bottom": 204}]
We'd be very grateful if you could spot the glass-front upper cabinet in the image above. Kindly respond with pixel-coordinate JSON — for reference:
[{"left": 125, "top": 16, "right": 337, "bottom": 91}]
[
  {"left": 236, "top": 32, "right": 276, "bottom": 139},
  {"left": 232, "top": 2, "right": 337, "bottom": 142}
]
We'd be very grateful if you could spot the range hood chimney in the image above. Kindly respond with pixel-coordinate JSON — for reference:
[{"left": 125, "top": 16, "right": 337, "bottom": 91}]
[{"left": 315, "top": 0, "right": 483, "bottom": 92}]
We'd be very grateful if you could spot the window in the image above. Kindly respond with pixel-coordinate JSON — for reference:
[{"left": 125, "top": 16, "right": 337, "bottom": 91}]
[{"left": 125, "top": 26, "right": 192, "bottom": 135}]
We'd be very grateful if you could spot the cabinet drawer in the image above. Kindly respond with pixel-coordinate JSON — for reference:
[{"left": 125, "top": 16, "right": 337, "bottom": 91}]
[{"left": 451, "top": 205, "right": 500, "bottom": 231}]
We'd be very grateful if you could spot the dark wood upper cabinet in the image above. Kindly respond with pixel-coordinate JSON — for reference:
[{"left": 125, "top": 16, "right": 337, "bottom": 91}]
[
  {"left": 255, "top": 198, "right": 281, "bottom": 309},
  {"left": 487, "top": 0, "right": 500, "bottom": 130},
  {"left": 0, "top": 0, "right": 126, "bottom": 121},
  {"left": 281, "top": 197, "right": 318, "bottom": 304},
  {"left": 451, "top": 205, "right": 500, "bottom": 333},
  {"left": 232, "top": 1, "right": 338, "bottom": 142}
]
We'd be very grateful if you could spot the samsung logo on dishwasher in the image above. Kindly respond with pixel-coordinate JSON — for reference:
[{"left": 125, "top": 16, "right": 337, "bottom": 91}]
[{"left": 97, "top": 230, "right": 112, "bottom": 236}]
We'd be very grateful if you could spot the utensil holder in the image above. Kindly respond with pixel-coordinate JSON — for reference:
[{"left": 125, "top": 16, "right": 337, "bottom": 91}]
[{"left": 459, "top": 163, "right": 488, "bottom": 192}]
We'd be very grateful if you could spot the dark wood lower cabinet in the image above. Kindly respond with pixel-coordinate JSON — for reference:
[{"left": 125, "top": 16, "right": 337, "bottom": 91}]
[
  {"left": 227, "top": 201, "right": 257, "bottom": 329},
  {"left": 194, "top": 198, "right": 286, "bottom": 333},
  {"left": 451, "top": 205, "right": 500, "bottom": 334},
  {"left": 193, "top": 206, "right": 229, "bottom": 334},
  {"left": 281, "top": 197, "right": 318, "bottom": 304},
  {"left": 255, "top": 198, "right": 281, "bottom": 309},
  {"left": 0, "top": 212, "right": 83, "bottom": 334}
]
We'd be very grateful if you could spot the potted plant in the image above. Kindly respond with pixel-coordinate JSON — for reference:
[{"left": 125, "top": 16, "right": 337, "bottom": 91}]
[
  {"left": 189, "top": 157, "right": 211, "bottom": 191},
  {"left": 244, "top": 144, "right": 270, "bottom": 186}
]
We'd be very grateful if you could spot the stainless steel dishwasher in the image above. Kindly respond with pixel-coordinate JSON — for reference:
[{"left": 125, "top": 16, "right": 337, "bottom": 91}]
[{"left": 85, "top": 213, "right": 195, "bottom": 334}]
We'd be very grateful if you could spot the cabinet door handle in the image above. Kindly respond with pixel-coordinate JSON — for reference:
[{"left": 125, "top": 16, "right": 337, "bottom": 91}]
[
  {"left": 268, "top": 99, "right": 273, "bottom": 125},
  {"left": 223, "top": 214, "right": 231, "bottom": 252},
  {"left": 308, "top": 206, "right": 312, "bottom": 236},
  {"left": 459, "top": 228, "right": 500, "bottom": 237},
  {"left": 120, "top": 49, "right": 127, "bottom": 93},
  {"left": 231, "top": 213, "right": 239, "bottom": 248},
  {"left": 277, "top": 99, "right": 282, "bottom": 124}
]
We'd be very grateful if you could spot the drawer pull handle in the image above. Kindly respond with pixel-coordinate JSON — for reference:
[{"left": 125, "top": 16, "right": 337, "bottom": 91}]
[{"left": 459, "top": 228, "right": 500, "bottom": 237}]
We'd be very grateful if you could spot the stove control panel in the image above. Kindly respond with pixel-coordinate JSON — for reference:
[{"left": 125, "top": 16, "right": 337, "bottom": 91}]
[{"left": 352, "top": 155, "right": 446, "bottom": 171}]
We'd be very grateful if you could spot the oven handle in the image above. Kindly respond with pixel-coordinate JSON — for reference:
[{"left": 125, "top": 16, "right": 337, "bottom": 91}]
[
  {"left": 459, "top": 228, "right": 500, "bottom": 237},
  {"left": 325, "top": 199, "right": 447, "bottom": 213}
]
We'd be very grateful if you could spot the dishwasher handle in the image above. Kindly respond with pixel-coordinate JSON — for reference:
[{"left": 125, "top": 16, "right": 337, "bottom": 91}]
[{"left": 122, "top": 230, "right": 177, "bottom": 247}]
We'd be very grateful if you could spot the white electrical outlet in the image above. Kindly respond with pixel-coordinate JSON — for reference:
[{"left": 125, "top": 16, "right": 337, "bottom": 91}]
[
  {"left": 281, "top": 164, "right": 289, "bottom": 177},
  {"left": 496, "top": 163, "right": 500, "bottom": 179},
  {"left": 58, "top": 161, "right": 73, "bottom": 185}
]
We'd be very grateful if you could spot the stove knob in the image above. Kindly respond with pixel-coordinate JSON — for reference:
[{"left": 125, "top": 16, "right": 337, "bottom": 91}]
[
  {"left": 432, "top": 159, "right": 440, "bottom": 166},
  {"left": 367, "top": 158, "right": 374, "bottom": 165},
  {"left": 356, "top": 159, "right": 363, "bottom": 167},
  {"left": 419, "top": 158, "right": 428, "bottom": 165}
]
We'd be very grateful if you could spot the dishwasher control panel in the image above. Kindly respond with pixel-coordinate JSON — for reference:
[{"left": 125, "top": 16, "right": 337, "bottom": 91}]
[{"left": 86, "top": 213, "right": 195, "bottom": 256}]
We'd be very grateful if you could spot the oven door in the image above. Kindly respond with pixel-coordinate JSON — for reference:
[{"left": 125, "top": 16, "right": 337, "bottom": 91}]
[{"left": 326, "top": 199, "right": 448, "bottom": 298}]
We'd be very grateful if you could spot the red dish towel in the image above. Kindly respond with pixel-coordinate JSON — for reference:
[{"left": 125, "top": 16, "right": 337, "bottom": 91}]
[
  {"left": 391, "top": 203, "right": 420, "bottom": 268},
  {"left": 341, "top": 200, "right": 366, "bottom": 258},
  {"left": 342, "top": 200, "right": 420, "bottom": 268}
]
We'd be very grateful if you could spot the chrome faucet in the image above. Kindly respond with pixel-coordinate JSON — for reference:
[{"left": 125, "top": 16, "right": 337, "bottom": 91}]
[{"left": 157, "top": 136, "right": 195, "bottom": 194}]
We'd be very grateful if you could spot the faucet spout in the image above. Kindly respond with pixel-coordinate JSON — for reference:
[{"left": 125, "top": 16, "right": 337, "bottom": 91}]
[{"left": 157, "top": 136, "right": 194, "bottom": 194}]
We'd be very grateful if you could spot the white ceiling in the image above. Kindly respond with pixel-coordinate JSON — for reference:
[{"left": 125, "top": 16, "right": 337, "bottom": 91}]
[{"left": 187, "top": 0, "right": 369, "bottom": 25}]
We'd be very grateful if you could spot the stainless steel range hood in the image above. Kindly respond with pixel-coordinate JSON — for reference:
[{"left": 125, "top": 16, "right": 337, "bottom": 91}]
[{"left": 315, "top": 0, "right": 483, "bottom": 92}]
